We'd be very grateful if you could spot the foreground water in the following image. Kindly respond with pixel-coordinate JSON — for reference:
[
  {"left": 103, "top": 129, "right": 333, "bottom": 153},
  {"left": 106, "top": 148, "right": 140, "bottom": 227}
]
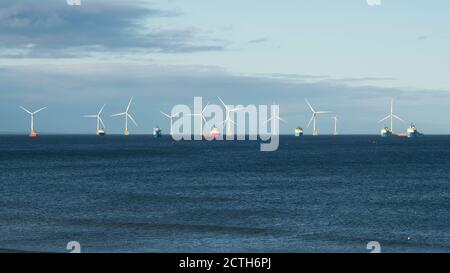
[{"left": 1, "top": 135, "right": 450, "bottom": 253}]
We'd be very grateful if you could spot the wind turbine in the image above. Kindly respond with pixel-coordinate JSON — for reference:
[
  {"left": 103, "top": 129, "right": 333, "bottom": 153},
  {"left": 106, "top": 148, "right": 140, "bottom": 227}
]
[
  {"left": 378, "top": 99, "right": 404, "bottom": 133},
  {"left": 111, "top": 97, "right": 137, "bottom": 136},
  {"left": 161, "top": 111, "right": 181, "bottom": 135},
  {"left": 20, "top": 106, "right": 47, "bottom": 137},
  {"left": 306, "top": 99, "right": 331, "bottom": 136},
  {"left": 264, "top": 111, "right": 286, "bottom": 135},
  {"left": 189, "top": 102, "right": 210, "bottom": 136},
  {"left": 218, "top": 97, "right": 242, "bottom": 136},
  {"left": 84, "top": 104, "right": 106, "bottom": 135},
  {"left": 332, "top": 116, "right": 338, "bottom": 135}
]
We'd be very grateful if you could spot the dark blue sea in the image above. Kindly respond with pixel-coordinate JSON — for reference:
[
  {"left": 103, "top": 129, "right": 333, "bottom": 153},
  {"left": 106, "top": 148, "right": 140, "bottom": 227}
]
[{"left": 1, "top": 135, "right": 450, "bottom": 253}]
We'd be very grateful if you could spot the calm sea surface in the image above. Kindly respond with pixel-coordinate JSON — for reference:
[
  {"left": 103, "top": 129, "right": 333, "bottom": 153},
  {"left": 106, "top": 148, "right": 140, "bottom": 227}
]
[{"left": 1, "top": 135, "right": 450, "bottom": 253}]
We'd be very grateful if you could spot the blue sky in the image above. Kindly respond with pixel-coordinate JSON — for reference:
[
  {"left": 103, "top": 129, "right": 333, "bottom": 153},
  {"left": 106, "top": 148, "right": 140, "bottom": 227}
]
[{"left": 1, "top": 0, "right": 450, "bottom": 134}]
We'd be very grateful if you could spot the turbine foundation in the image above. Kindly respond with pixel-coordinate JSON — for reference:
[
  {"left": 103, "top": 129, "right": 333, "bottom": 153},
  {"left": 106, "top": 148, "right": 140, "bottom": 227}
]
[{"left": 29, "top": 130, "right": 37, "bottom": 138}]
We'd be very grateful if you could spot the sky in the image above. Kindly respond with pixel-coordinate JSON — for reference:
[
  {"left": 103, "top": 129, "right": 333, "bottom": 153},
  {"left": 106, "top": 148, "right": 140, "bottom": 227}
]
[{"left": 1, "top": 0, "right": 450, "bottom": 134}]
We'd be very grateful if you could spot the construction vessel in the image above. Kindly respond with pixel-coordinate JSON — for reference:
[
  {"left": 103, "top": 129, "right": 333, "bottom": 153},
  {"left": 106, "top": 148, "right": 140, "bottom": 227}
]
[
  {"left": 153, "top": 126, "right": 162, "bottom": 137},
  {"left": 407, "top": 123, "right": 423, "bottom": 138}
]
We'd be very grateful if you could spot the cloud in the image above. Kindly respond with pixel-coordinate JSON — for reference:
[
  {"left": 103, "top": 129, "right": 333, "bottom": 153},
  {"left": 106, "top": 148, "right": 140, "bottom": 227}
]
[
  {"left": 331, "top": 77, "right": 396, "bottom": 83},
  {"left": 248, "top": 38, "right": 268, "bottom": 44},
  {"left": 0, "top": 0, "right": 224, "bottom": 58},
  {"left": 66, "top": 0, "right": 81, "bottom": 6},
  {"left": 417, "top": 35, "right": 428, "bottom": 41},
  {"left": 254, "top": 73, "right": 395, "bottom": 85},
  {"left": 367, "top": 0, "right": 381, "bottom": 6}
]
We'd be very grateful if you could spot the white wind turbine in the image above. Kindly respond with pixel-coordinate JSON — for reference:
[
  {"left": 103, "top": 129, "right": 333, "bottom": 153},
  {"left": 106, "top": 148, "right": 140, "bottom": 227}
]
[
  {"left": 306, "top": 99, "right": 331, "bottom": 136},
  {"left": 264, "top": 111, "right": 286, "bottom": 135},
  {"left": 218, "top": 97, "right": 243, "bottom": 136},
  {"left": 189, "top": 102, "right": 210, "bottom": 136},
  {"left": 161, "top": 111, "right": 181, "bottom": 135},
  {"left": 332, "top": 116, "right": 338, "bottom": 135},
  {"left": 84, "top": 104, "right": 106, "bottom": 135},
  {"left": 20, "top": 106, "right": 47, "bottom": 137},
  {"left": 378, "top": 99, "right": 404, "bottom": 133},
  {"left": 111, "top": 97, "right": 137, "bottom": 136}
]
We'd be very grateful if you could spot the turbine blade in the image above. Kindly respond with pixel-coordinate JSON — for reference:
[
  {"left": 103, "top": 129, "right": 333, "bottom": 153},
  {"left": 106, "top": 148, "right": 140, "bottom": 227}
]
[
  {"left": 98, "top": 104, "right": 106, "bottom": 115},
  {"left": 307, "top": 114, "right": 314, "bottom": 128},
  {"left": 128, "top": 113, "right": 138, "bottom": 126},
  {"left": 160, "top": 111, "right": 171, "bottom": 118},
  {"left": 378, "top": 115, "right": 390, "bottom": 123},
  {"left": 202, "top": 116, "right": 210, "bottom": 128},
  {"left": 392, "top": 114, "right": 405, "bottom": 122},
  {"left": 84, "top": 115, "right": 97, "bottom": 118},
  {"left": 99, "top": 117, "right": 106, "bottom": 128},
  {"left": 126, "top": 97, "right": 133, "bottom": 112},
  {"left": 20, "top": 106, "right": 33, "bottom": 115},
  {"left": 305, "top": 99, "right": 315, "bottom": 113},
  {"left": 316, "top": 111, "right": 331, "bottom": 114},
  {"left": 264, "top": 117, "right": 274, "bottom": 124},
  {"left": 33, "top": 107, "right": 47, "bottom": 114},
  {"left": 218, "top": 97, "right": 227, "bottom": 108},
  {"left": 111, "top": 112, "right": 126, "bottom": 117},
  {"left": 278, "top": 117, "right": 287, "bottom": 123},
  {"left": 172, "top": 112, "right": 181, "bottom": 118},
  {"left": 202, "top": 102, "right": 210, "bottom": 113}
]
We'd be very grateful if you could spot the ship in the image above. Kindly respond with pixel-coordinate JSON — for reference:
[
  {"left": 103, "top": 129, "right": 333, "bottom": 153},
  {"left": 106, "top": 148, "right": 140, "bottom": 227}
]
[
  {"left": 153, "top": 126, "right": 162, "bottom": 138},
  {"left": 209, "top": 125, "right": 221, "bottom": 138},
  {"left": 380, "top": 126, "right": 393, "bottom": 137},
  {"left": 295, "top": 127, "right": 303, "bottom": 137},
  {"left": 407, "top": 123, "right": 423, "bottom": 138}
]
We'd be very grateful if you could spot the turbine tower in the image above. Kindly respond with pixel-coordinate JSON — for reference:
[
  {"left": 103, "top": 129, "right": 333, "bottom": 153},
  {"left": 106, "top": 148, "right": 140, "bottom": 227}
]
[
  {"left": 161, "top": 111, "right": 181, "bottom": 135},
  {"left": 332, "top": 116, "right": 338, "bottom": 135},
  {"left": 306, "top": 99, "right": 331, "bottom": 136},
  {"left": 378, "top": 99, "right": 404, "bottom": 133},
  {"left": 189, "top": 102, "right": 210, "bottom": 136},
  {"left": 265, "top": 112, "right": 286, "bottom": 135},
  {"left": 84, "top": 104, "right": 106, "bottom": 135},
  {"left": 218, "top": 97, "right": 242, "bottom": 136},
  {"left": 112, "top": 97, "right": 137, "bottom": 136},
  {"left": 20, "top": 106, "right": 47, "bottom": 137}
]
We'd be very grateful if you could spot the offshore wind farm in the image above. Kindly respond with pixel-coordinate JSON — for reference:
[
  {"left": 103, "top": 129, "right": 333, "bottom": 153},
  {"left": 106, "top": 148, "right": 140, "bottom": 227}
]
[
  {"left": 3, "top": 0, "right": 450, "bottom": 257},
  {"left": 13, "top": 96, "right": 425, "bottom": 138}
]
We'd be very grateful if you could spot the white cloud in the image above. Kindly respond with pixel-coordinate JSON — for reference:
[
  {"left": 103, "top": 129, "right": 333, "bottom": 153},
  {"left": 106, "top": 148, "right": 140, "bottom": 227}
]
[
  {"left": 66, "top": 0, "right": 81, "bottom": 6},
  {"left": 367, "top": 0, "right": 381, "bottom": 6}
]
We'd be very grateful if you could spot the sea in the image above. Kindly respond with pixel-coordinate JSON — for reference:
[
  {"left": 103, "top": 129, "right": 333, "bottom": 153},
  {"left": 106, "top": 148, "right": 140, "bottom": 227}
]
[{"left": 1, "top": 135, "right": 450, "bottom": 253}]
